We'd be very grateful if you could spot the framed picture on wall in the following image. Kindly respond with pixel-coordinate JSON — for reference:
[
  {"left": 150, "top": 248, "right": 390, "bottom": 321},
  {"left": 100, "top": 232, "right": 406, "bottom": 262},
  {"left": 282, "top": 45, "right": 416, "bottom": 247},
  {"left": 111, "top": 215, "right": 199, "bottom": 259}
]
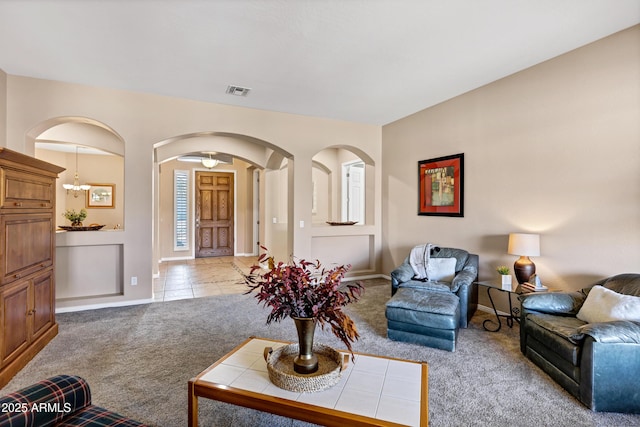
[
  {"left": 418, "top": 153, "right": 464, "bottom": 217},
  {"left": 86, "top": 183, "right": 115, "bottom": 208}
]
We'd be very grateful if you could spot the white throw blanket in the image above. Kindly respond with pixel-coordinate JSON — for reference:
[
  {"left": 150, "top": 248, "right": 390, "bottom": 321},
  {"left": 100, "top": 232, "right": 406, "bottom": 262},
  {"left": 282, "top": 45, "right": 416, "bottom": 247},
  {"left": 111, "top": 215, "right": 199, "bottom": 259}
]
[{"left": 409, "top": 243, "right": 436, "bottom": 280}]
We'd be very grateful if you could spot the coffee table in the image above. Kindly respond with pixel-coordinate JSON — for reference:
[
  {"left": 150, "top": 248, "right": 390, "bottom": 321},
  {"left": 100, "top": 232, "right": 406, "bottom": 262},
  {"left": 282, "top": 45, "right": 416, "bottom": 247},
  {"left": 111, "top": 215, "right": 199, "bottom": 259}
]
[{"left": 188, "top": 337, "right": 428, "bottom": 426}]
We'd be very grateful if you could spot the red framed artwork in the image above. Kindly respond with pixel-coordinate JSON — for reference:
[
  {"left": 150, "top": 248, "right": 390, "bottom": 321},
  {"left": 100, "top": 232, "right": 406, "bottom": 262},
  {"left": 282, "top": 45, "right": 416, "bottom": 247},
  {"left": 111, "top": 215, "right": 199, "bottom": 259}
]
[{"left": 418, "top": 153, "right": 464, "bottom": 217}]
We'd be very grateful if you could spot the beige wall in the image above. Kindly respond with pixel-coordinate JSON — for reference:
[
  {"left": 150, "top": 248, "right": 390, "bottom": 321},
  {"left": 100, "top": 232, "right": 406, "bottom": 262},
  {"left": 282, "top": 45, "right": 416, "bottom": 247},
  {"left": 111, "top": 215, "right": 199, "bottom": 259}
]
[
  {"left": 2, "top": 25, "right": 635, "bottom": 311},
  {"left": 0, "top": 69, "right": 5, "bottom": 147},
  {"left": 3, "top": 74, "right": 381, "bottom": 310},
  {"left": 382, "top": 26, "right": 640, "bottom": 293}
]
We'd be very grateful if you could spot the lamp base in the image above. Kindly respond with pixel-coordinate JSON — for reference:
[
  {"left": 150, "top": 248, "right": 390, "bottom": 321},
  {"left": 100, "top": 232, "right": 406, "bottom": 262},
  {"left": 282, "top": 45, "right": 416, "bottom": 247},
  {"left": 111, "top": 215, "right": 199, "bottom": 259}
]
[{"left": 514, "top": 256, "right": 535, "bottom": 284}]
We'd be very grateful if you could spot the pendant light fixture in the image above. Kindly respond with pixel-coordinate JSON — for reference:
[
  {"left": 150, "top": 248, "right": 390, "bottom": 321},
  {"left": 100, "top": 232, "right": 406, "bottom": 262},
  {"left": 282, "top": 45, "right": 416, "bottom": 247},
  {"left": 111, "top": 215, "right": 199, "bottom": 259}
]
[
  {"left": 201, "top": 153, "right": 219, "bottom": 169},
  {"left": 62, "top": 146, "right": 91, "bottom": 197}
]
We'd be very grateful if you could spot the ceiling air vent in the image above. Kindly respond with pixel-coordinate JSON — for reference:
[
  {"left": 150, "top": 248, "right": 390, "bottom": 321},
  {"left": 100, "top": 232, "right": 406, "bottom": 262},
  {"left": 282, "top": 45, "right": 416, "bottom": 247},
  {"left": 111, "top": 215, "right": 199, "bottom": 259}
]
[{"left": 226, "top": 85, "right": 251, "bottom": 96}]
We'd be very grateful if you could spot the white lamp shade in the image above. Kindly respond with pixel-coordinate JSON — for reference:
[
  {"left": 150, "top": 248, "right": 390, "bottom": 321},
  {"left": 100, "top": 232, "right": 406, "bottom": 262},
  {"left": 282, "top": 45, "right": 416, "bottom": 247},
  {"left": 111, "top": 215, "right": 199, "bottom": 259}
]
[{"left": 508, "top": 233, "right": 540, "bottom": 256}]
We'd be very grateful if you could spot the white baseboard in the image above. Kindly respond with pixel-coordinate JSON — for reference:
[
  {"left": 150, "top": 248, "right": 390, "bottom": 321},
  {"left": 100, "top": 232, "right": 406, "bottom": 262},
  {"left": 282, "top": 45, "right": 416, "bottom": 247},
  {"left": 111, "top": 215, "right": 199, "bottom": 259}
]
[
  {"left": 160, "top": 253, "right": 257, "bottom": 263},
  {"left": 344, "top": 273, "right": 387, "bottom": 282},
  {"left": 160, "top": 256, "right": 192, "bottom": 262},
  {"left": 477, "top": 303, "right": 512, "bottom": 317},
  {"left": 56, "top": 298, "right": 154, "bottom": 313}
]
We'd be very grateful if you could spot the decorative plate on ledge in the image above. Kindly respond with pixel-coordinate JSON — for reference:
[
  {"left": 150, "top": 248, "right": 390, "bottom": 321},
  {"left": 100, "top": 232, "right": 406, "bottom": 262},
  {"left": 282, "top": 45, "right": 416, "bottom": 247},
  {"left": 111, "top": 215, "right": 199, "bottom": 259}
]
[
  {"left": 58, "top": 225, "right": 106, "bottom": 231},
  {"left": 326, "top": 221, "right": 358, "bottom": 226}
]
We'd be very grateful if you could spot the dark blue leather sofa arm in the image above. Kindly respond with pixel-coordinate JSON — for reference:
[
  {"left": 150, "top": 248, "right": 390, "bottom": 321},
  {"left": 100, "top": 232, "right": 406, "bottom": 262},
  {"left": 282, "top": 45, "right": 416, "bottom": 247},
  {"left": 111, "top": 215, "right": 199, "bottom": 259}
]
[
  {"left": 572, "top": 320, "right": 640, "bottom": 344},
  {"left": 520, "top": 291, "right": 585, "bottom": 315},
  {"left": 580, "top": 336, "right": 640, "bottom": 413}
]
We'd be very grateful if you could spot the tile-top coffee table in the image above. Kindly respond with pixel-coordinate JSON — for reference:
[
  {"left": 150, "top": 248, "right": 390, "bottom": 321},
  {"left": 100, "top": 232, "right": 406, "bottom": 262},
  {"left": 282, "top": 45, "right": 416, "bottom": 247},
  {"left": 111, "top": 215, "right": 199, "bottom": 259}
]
[{"left": 188, "top": 337, "right": 428, "bottom": 426}]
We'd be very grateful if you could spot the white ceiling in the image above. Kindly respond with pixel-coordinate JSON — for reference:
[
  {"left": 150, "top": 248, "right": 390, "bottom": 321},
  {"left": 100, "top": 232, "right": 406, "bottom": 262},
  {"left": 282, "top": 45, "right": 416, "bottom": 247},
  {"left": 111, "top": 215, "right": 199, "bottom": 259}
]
[{"left": 1, "top": 1, "right": 638, "bottom": 125}]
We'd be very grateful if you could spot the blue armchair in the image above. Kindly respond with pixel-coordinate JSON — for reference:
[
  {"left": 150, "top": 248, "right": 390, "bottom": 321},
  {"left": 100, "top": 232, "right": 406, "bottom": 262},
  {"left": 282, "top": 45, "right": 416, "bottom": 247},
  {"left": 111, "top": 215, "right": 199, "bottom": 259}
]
[
  {"left": 386, "top": 247, "right": 478, "bottom": 351},
  {"left": 390, "top": 247, "right": 479, "bottom": 328}
]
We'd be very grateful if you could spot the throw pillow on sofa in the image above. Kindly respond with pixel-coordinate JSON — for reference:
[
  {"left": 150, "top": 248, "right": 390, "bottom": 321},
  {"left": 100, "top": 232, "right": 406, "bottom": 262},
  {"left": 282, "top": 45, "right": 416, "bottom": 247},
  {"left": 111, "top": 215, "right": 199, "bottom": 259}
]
[
  {"left": 577, "top": 285, "right": 640, "bottom": 323},
  {"left": 426, "top": 257, "right": 457, "bottom": 282}
]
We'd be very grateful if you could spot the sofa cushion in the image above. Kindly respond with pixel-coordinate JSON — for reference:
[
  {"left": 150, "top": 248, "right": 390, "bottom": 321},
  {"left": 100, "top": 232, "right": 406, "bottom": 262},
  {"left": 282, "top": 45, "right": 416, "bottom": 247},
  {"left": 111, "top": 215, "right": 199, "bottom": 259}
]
[
  {"left": 577, "top": 285, "right": 640, "bottom": 323},
  {"left": 525, "top": 313, "right": 586, "bottom": 362},
  {"left": 527, "top": 313, "right": 587, "bottom": 342},
  {"left": 603, "top": 273, "right": 640, "bottom": 296}
]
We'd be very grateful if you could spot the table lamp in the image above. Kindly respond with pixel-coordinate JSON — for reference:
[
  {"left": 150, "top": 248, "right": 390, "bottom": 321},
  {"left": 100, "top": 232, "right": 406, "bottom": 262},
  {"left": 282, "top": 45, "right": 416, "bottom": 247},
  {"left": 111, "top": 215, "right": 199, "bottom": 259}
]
[{"left": 508, "top": 233, "right": 540, "bottom": 284}]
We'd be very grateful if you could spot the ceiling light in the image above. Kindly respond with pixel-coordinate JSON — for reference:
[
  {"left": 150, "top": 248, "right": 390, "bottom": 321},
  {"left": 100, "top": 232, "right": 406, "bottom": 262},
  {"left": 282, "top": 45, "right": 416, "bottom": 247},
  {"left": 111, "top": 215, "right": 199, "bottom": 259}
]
[
  {"left": 62, "top": 146, "right": 91, "bottom": 197},
  {"left": 201, "top": 153, "right": 219, "bottom": 169},
  {"left": 226, "top": 85, "right": 251, "bottom": 96},
  {"left": 177, "top": 153, "right": 232, "bottom": 165}
]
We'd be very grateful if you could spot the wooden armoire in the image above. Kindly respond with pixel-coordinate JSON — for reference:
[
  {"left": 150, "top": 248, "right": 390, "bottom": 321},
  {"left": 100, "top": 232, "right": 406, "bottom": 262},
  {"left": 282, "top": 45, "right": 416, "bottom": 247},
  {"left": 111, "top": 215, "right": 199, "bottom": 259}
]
[{"left": 0, "top": 148, "right": 64, "bottom": 388}]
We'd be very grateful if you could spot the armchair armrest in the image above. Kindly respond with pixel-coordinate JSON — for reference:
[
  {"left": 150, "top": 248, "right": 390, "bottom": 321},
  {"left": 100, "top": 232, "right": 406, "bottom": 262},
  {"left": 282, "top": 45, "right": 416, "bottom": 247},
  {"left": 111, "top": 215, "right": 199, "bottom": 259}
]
[
  {"left": 451, "top": 261, "right": 477, "bottom": 293},
  {"left": 390, "top": 259, "right": 414, "bottom": 291},
  {"left": 571, "top": 320, "right": 640, "bottom": 344},
  {"left": 519, "top": 291, "right": 585, "bottom": 315},
  {"left": 0, "top": 375, "right": 91, "bottom": 427}
]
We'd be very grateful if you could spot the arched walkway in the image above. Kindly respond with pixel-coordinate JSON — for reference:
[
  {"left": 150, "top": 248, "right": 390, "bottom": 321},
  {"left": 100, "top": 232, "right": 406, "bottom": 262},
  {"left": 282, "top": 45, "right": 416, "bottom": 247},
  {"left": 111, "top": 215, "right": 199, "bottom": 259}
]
[{"left": 152, "top": 132, "right": 295, "bottom": 271}]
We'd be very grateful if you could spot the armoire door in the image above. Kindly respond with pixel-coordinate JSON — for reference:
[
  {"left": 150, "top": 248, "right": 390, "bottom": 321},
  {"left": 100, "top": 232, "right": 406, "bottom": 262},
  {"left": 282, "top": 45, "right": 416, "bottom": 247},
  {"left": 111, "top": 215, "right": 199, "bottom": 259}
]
[
  {"left": 195, "top": 171, "right": 234, "bottom": 257},
  {"left": 0, "top": 281, "right": 30, "bottom": 366}
]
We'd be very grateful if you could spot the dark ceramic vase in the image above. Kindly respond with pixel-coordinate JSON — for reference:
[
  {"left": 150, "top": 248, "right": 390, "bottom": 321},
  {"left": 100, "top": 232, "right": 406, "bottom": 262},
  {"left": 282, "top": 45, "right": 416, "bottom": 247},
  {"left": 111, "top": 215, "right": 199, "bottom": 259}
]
[{"left": 292, "top": 317, "right": 318, "bottom": 374}]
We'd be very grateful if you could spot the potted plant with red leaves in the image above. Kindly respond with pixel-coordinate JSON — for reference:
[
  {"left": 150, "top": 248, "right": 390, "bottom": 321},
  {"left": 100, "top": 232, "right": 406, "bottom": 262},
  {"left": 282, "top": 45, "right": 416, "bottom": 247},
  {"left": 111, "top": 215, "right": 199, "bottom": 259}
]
[{"left": 244, "top": 247, "right": 364, "bottom": 374}]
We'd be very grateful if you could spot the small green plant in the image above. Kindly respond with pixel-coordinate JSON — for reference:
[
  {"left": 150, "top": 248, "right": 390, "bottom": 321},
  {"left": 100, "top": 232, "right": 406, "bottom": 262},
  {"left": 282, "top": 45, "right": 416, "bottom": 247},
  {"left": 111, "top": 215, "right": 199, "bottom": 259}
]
[
  {"left": 63, "top": 208, "right": 87, "bottom": 225},
  {"left": 496, "top": 266, "right": 510, "bottom": 275}
]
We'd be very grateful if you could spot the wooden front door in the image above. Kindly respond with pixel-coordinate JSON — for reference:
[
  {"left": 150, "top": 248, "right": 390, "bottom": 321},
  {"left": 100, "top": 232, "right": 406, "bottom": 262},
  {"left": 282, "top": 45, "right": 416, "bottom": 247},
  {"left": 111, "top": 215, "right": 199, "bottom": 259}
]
[{"left": 196, "top": 172, "right": 234, "bottom": 257}]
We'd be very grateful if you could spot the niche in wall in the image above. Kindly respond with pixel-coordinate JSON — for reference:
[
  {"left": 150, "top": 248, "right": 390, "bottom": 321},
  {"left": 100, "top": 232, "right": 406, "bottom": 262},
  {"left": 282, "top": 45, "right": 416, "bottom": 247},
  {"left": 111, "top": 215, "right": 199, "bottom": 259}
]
[
  {"left": 36, "top": 143, "right": 124, "bottom": 229},
  {"left": 32, "top": 120, "right": 125, "bottom": 230},
  {"left": 312, "top": 147, "right": 374, "bottom": 226}
]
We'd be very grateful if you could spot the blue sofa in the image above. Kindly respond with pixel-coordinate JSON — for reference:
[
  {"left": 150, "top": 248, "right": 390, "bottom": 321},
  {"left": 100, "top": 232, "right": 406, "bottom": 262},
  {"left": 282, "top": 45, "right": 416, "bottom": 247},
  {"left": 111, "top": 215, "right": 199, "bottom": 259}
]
[
  {"left": 519, "top": 273, "right": 640, "bottom": 413},
  {"left": 0, "top": 375, "right": 148, "bottom": 426}
]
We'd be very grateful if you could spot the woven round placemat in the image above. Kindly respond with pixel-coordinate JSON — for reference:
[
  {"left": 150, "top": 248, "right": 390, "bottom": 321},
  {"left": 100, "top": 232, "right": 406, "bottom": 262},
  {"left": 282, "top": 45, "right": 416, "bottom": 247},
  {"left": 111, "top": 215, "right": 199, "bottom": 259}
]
[{"left": 264, "top": 343, "right": 346, "bottom": 393}]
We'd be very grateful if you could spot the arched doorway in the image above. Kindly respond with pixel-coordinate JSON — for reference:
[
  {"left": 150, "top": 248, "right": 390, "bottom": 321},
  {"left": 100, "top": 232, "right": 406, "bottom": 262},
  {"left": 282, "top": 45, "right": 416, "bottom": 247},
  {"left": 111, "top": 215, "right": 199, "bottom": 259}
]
[
  {"left": 153, "top": 132, "right": 293, "bottom": 270},
  {"left": 27, "top": 117, "right": 128, "bottom": 303},
  {"left": 310, "top": 145, "right": 377, "bottom": 275}
]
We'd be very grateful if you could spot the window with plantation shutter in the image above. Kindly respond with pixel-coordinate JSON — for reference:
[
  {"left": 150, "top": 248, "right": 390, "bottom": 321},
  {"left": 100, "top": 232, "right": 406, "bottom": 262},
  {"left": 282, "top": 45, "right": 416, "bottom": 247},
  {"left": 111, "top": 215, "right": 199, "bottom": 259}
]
[{"left": 174, "top": 170, "right": 189, "bottom": 251}]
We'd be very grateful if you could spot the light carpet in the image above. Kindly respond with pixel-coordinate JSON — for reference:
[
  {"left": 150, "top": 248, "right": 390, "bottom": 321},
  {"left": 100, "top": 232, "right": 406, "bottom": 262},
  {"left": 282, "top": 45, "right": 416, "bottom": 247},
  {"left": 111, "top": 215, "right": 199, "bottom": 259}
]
[{"left": 1, "top": 279, "right": 638, "bottom": 426}]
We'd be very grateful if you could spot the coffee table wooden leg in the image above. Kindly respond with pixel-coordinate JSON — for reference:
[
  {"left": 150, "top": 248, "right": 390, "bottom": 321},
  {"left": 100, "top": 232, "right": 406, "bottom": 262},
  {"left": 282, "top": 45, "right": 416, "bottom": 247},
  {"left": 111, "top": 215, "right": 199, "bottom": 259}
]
[{"left": 188, "top": 380, "right": 198, "bottom": 427}]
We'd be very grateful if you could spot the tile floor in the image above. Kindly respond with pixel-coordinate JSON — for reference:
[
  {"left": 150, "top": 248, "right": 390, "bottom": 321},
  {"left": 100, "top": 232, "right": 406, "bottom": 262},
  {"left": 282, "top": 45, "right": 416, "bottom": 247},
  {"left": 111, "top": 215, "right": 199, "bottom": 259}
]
[{"left": 153, "top": 255, "right": 259, "bottom": 302}]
